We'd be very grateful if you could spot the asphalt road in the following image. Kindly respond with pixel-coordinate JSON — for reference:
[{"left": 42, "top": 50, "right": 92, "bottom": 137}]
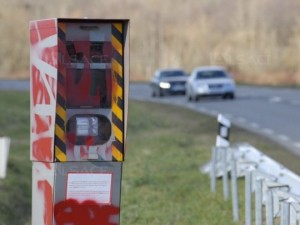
[
  {"left": 0, "top": 80, "right": 30, "bottom": 91},
  {"left": 130, "top": 83, "right": 300, "bottom": 156},
  {"left": 1, "top": 80, "right": 300, "bottom": 156}
]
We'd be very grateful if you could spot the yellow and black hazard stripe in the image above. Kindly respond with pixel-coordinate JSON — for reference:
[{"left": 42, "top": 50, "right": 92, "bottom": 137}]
[
  {"left": 111, "top": 23, "right": 124, "bottom": 161},
  {"left": 54, "top": 23, "right": 67, "bottom": 162}
]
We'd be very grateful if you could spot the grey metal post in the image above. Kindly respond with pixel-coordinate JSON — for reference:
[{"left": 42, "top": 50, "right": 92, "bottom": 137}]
[
  {"left": 210, "top": 147, "right": 217, "bottom": 193},
  {"left": 255, "top": 178, "right": 263, "bottom": 225},
  {"left": 246, "top": 170, "right": 253, "bottom": 225},
  {"left": 266, "top": 189, "right": 274, "bottom": 225},
  {"left": 280, "top": 201, "right": 290, "bottom": 225},
  {"left": 222, "top": 147, "right": 229, "bottom": 200},
  {"left": 290, "top": 203, "right": 297, "bottom": 225},
  {"left": 266, "top": 185, "right": 290, "bottom": 225},
  {"left": 231, "top": 151, "right": 239, "bottom": 222}
]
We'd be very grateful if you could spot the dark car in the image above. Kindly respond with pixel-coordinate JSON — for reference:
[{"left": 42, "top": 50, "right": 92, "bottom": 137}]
[{"left": 150, "top": 69, "right": 187, "bottom": 97}]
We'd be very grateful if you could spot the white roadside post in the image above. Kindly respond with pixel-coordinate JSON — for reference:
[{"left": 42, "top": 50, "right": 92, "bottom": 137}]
[
  {"left": 266, "top": 189, "right": 274, "bottom": 225},
  {"left": 221, "top": 146, "right": 229, "bottom": 200},
  {"left": 0, "top": 137, "right": 10, "bottom": 179},
  {"left": 275, "top": 191, "right": 300, "bottom": 225},
  {"left": 255, "top": 177, "right": 263, "bottom": 225},
  {"left": 230, "top": 148, "right": 239, "bottom": 222},
  {"left": 280, "top": 200, "right": 290, "bottom": 225},
  {"left": 202, "top": 117, "right": 300, "bottom": 225},
  {"left": 216, "top": 114, "right": 231, "bottom": 147},
  {"left": 265, "top": 185, "right": 290, "bottom": 225},
  {"left": 219, "top": 114, "right": 231, "bottom": 201},
  {"left": 290, "top": 202, "right": 300, "bottom": 225},
  {"left": 210, "top": 146, "right": 218, "bottom": 193},
  {"left": 245, "top": 165, "right": 257, "bottom": 225},
  {"left": 210, "top": 114, "right": 231, "bottom": 197}
]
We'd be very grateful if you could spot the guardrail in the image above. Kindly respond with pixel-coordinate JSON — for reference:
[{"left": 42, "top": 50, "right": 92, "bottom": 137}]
[{"left": 202, "top": 115, "right": 300, "bottom": 225}]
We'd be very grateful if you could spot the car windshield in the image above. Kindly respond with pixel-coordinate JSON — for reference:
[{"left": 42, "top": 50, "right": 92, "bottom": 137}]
[
  {"left": 159, "top": 70, "right": 185, "bottom": 78},
  {"left": 196, "top": 70, "right": 227, "bottom": 79}
]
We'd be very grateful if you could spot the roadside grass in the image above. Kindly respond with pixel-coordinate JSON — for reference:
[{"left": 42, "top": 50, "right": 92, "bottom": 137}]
[
  {"left": 0, "top": 91, "right": 299, "bottom": 225},
  {"left": 0, "top": 91, "right": 31, "bottom": 225},
  {"left": 121, "top": 100, "right": 300, "bottom": 225}
]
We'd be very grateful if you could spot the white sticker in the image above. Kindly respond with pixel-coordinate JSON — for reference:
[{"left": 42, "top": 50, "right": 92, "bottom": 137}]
[{"left": 66, "top": 173, "right": 112, "bottom": 204}]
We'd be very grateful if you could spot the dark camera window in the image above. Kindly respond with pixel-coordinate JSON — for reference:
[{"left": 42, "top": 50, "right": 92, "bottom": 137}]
[{"left": 66, "top": 69, "right": 112, "bottom": 109}]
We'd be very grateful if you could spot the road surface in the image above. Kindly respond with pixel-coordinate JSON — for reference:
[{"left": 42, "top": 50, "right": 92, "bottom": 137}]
[
  {"left": 130, "top": 83, "right": 300, "bottom": 156},
  {"left": 1, "top": 80, "right": 299, "bottom": 156}
]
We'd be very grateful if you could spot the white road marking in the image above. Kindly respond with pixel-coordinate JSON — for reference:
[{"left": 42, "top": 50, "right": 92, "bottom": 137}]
[
  {"left": 237, "top": 117, "right": 246, "bottom": 123},
  {"left": 262, "top": 128, "right": 274, "bottom": 135},
  {"left": 187, "top": 103, "right": 196, "bottom": 108},
  {"left": 269, "top": 96, "right": 282, "bottom": 103},
  {"left": 224, "top": 113, "right": 232, "bottom": 118},
  {"left": 210, "top": 110, "right": 218, "bottom": 116},
  {"left": 278, "top": 134, "right": 289, "bottom": 142},
  {"left": 200, "top": 107, "right": 207, "bottom": 112},
  {"left": 293, "top": 142, "right": 300, "bottom": 148},
  {"left": 250, "top": 122, "right": 259, "bottom": 128},
  {"left": 291, "top": 100, "right": 300, "bottom": 106}
]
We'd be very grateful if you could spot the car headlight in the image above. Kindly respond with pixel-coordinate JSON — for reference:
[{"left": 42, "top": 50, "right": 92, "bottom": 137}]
[
  {"left": 159, "top": 82, "right": 171, "bottom": 89},
  {"left": 196, "top": 84, "right": 209, "bottom": 93}
]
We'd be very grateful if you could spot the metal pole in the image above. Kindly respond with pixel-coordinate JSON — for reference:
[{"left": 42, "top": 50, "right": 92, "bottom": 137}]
[
  {"left": 210, "top": 147, "right": 217, "bottom": 193},
  {"left": 255, "top": 178, "right": 263, "bottom": 225},
  {"left": 280, "top": 201, "right": 290, "bottom": 225},
  {"left": 222, "top": 147, "right": 229, "bottom": 200},
  {"left": 290, "top": 203, "right": 297, "bottom": 225},
  {"left": 231, "top": 151, "right": 239, "bottom": 222},
  {"left": 246, "top": 170, "right": 253, "bottom": 225},
  {"left": 266, "top": 189, "right": 274, "bottom": 225}
]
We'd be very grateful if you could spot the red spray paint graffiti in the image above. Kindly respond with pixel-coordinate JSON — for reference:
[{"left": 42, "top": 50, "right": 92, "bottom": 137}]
[
  {"left": 54, "top": 199, "right": 119, "bottom": 225},
  {"left": 30, "top": 19, "right": 57, "bottom": 163},
  {"left": 38, "top": 180, "right": 53, "bottom": 225}
]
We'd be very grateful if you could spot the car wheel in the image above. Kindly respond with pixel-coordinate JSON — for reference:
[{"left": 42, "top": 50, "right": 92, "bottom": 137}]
[
  {"left": 152, "top": 89, "right": 156, "bottom": 97},
  {"left": 186, "top": 88, "right": 192, "bottom": 101},
  {"left": 159, "top": 89, "right": 164, "bottom": 97},
  {"left": 187, "top": 94, "right": 192, "bottom": 101},
  {"left": 229, "top": 93, "right": 235, "bottom": 99},
  {"left": 223, "top": 93, "right": 235, "bottom": 100}
]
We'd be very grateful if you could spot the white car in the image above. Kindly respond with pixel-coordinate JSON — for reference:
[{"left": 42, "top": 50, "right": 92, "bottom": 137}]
[{"left": 186, "top": 66, "right": 236, "bottom": 101}]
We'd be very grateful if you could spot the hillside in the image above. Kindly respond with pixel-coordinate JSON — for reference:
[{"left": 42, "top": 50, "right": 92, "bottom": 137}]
[{"left": 2, "top": 0, "right": 300, "bottom": 85}]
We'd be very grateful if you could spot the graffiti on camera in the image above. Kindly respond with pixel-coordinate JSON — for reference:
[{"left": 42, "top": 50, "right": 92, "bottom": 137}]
[
  {"left": 30, "top": 19, "right": 58, "bottom": 164},
  {"left": 54, "top": 199, "right": 119, "bottom": 225}
]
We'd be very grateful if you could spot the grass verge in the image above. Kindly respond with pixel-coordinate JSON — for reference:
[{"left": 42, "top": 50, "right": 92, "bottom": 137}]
[
  {"left": 0, "top": 92, "right": 299, "bottom": 224},
  {"left": 0, "top": 91, "right": 31, "bottom": 225},
  {"left": 121, "top": 100, "right": 300, "bottom": 225}
]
